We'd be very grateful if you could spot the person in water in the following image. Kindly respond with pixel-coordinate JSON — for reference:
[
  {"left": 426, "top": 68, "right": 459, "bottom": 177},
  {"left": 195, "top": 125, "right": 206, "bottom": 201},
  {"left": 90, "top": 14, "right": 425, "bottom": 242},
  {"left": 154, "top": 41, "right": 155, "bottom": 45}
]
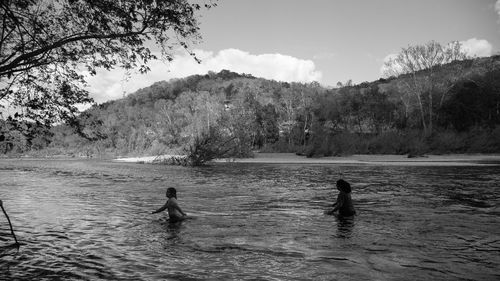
[
  {"left": 325, "top": 179, "right": 356, "bottom": 217},
  {"left": 152, "top": 187, "right": 187, "bottom": 222}
]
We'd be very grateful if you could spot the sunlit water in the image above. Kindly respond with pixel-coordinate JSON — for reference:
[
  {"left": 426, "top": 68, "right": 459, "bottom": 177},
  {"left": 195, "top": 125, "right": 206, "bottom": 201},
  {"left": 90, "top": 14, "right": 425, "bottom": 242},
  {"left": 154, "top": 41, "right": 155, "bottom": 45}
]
[{"left": 0, "top": 159, "right": 499, "bottom": 280}]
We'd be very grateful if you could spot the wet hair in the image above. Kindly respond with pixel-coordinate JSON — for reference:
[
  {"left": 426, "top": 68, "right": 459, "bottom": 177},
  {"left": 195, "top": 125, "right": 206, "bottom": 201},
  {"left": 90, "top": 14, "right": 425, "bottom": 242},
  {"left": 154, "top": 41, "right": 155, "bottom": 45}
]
[
  {"left": 166, "top": 187, "right": 177, "bottom": 199},
  {"left": 336, "top": 179, "right": 352, "bottom": 193}
]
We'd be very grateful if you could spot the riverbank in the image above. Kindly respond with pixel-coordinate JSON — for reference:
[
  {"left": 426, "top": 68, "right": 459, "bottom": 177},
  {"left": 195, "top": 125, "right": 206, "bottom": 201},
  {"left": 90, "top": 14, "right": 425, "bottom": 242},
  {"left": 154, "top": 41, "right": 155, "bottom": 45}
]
[{"left": 113, "top": 153, "right": 500, "bottom": 166}]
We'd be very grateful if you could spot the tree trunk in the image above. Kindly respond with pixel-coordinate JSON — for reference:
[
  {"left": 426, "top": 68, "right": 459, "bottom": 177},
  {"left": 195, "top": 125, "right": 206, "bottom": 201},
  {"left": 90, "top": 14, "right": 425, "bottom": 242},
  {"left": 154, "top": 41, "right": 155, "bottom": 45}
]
[
  {"left": 416, "top": 93, "right": 427, "bottom": 132},
  {"left": 428, "top": 91, "right": 433, "bottom": 132},
  {"left": 302, "top": 113, "right": 308, "bottom": 149}
]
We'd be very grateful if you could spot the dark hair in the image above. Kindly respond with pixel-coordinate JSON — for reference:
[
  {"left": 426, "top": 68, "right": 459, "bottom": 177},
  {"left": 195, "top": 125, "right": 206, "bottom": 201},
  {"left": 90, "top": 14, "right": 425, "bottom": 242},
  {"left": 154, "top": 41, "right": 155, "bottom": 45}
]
[
  {"left": 166, "top": 187, "right": 177, "bottom": 199},
  {"left": 336, "top": 179, "right": 352, "bottom": 193}
]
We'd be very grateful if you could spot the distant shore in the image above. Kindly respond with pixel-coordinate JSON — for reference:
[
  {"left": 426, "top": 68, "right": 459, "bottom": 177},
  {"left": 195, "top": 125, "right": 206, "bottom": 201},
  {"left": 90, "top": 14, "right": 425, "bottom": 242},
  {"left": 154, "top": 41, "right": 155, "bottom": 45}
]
[{"left": 113, "top": 153, "right": 500, "bottom": 166}]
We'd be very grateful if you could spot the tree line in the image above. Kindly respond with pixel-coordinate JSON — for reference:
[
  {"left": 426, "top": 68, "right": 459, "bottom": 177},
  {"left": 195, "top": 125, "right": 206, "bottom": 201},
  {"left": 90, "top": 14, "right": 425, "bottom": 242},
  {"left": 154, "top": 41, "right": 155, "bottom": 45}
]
[{"left": 2, "top": 53, "right": 500, "bottom": 161}]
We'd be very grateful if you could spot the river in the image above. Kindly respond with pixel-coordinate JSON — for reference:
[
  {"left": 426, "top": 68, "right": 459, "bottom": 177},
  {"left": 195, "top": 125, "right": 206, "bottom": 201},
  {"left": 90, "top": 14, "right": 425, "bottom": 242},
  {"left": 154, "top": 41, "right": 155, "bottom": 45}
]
[{"left": 0, "top": 159, "right": 499, "bottom": 280}]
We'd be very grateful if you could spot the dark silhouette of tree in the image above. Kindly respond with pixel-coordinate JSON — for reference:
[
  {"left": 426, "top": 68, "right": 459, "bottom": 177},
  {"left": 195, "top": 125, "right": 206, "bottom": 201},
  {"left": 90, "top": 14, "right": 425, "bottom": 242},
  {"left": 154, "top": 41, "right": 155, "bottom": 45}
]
[
  {"left": 440, "top": 70, "right": 500, "bottom": 131},
  {"left": 0, "top": 0, "right": 216, "bottom": 124}
]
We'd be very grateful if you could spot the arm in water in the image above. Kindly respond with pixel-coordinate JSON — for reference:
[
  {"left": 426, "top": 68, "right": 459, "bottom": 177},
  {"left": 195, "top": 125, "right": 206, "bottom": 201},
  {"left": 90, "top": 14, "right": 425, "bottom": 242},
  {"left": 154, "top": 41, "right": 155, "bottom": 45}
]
[
  {"left": 325, "top": 193, "right": 344, "bottom": 215},
  {"left": 152, "top": 201, "right": 168, "bottom": 214},
  {"left": 331, "top": 193, "right": 344, "bottom": 213}
]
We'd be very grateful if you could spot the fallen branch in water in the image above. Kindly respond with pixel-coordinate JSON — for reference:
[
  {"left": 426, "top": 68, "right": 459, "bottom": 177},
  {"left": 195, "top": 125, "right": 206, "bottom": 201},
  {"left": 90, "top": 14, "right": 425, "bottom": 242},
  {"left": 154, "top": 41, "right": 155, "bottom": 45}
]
[{"left": 1, "top": 201, "right": 19, "bottom": 245}]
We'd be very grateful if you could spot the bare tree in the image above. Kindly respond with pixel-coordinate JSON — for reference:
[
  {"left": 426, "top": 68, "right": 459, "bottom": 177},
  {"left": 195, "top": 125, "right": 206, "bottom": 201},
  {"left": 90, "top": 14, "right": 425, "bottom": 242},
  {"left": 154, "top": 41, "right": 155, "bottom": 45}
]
[{"left": 383, "top": 41, "right": 470, "bottom": 133}]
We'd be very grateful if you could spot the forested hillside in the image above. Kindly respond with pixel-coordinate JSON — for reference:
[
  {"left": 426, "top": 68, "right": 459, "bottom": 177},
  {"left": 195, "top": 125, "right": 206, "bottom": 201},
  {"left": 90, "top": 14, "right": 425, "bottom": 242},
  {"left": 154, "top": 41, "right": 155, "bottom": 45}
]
[{"left": 2, "top": 56, "right": 500, "bottom": 160}]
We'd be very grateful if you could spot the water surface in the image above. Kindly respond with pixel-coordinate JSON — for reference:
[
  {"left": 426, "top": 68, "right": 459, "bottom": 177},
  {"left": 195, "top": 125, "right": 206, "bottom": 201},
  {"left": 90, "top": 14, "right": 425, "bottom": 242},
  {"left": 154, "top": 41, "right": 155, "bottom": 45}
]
[{"left": 0, "top": 159, "right": 499, "bottom": 280}]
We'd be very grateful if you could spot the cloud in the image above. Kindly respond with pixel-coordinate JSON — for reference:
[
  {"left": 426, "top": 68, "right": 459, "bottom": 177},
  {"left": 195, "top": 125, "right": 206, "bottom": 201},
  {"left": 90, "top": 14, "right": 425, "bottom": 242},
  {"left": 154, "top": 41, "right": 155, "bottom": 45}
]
[
  {"left": 459, "top": 38, "right": 493, "bottom": 57},
  {"left": 85, "top": 49, "right": 322, "bottom": 103},
  {"left": 379, "top": 53, "right": 399, "bottom": 77}
]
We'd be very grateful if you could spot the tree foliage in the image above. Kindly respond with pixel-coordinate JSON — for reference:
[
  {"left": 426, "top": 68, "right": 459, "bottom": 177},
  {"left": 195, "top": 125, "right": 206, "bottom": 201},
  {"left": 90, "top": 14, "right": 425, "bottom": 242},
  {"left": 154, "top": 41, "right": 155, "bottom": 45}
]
[
  {"left": 0, "top": 0, "right": 214, "bottom": 124},
  {"left": 3, "top": 55, "right": 500, "bottom": 159},
  {"left": 440, "top": 69, "right": 500, "bottom": 131},
  {"left": 383, "top": 40, "right": 471, "bottom": 133},
  {"left": 185, "top": 127, "right": 236, "bottom": 166}
]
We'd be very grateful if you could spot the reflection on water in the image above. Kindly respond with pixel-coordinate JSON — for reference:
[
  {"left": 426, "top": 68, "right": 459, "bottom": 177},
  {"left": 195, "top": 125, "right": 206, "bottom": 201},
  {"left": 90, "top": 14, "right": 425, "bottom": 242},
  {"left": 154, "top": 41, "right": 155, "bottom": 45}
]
[
  {"left": 336, "top": 217, "right": 355, "bottom": 239},
  {"left": 0, "top": 159, "right": 499, "bottom": 280}
]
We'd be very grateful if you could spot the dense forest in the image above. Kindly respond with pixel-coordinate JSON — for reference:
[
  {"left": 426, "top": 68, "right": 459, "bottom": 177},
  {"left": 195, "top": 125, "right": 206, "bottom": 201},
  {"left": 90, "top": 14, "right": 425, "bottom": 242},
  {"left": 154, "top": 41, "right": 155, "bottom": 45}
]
[{"left": 1, "top": 55, "right": 500, "bottom": 161}]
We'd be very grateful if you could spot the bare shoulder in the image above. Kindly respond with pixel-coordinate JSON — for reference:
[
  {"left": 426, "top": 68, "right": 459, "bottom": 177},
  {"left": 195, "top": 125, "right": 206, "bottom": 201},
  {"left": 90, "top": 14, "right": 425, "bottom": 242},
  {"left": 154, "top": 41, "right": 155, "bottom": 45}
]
[{"left": 167, "top": 198, "right": 179, "bottom": 206}]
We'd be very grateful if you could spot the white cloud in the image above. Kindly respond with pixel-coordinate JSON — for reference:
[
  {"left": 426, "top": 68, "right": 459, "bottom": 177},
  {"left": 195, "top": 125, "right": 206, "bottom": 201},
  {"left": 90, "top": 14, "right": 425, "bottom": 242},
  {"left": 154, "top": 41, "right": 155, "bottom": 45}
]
[
  {"left": 459, "top": 38, "right": 493, "bottom": 58},
  {"left": 85, "top": 49, "right": 322, "bottom": 104},
  {"left": 379, "top": 53, "right": 399, "bottom": 77}
]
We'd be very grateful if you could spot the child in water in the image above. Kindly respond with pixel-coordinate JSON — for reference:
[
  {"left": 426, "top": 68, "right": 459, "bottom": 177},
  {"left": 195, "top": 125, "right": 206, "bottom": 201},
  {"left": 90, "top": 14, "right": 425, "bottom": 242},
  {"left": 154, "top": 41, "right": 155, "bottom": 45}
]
[
  {"left": 152, "top": 187, "right": 187, "bottom": 222},
  {"left": 325, "top": 179, "right": 356, "bottom": 217}
]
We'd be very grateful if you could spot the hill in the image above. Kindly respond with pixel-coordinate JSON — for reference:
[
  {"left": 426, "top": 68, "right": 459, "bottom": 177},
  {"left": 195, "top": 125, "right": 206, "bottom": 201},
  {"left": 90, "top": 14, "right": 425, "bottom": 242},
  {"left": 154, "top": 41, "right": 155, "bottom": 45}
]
[{"left": 2, "top": 56, "right": 500, "bottom": 159}]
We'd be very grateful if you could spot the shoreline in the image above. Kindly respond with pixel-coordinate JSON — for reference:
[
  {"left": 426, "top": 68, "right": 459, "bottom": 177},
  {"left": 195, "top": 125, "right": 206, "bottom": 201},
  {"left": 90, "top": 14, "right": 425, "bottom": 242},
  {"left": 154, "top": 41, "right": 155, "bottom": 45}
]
[{"left": 113, "top": 153, "right": 500, "bottom": 166}]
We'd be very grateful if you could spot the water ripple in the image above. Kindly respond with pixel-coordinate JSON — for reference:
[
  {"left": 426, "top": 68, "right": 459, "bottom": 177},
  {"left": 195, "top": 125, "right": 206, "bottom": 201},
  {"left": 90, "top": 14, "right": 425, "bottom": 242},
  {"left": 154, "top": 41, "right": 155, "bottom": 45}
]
[{"left": 0, "top": 159, "right": 499, "bottom": 280}]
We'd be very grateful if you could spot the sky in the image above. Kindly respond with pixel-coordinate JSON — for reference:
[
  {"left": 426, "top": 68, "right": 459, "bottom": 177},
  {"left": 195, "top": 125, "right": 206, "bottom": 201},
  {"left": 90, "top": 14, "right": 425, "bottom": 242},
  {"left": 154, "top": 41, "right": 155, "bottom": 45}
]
[{"left": 87, "top": 0, "right": 500, "bottom": 103}]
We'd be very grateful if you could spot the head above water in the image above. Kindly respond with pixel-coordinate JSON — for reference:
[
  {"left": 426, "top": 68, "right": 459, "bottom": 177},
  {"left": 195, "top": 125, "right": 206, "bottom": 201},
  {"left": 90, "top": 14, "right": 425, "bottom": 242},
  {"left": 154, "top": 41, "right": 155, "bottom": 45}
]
[
  {"left": 166, "top": 187, "right": 177, "bottom": 199},
  {"left": 336, "top": 179, "right": 352, "bottom": 193}
]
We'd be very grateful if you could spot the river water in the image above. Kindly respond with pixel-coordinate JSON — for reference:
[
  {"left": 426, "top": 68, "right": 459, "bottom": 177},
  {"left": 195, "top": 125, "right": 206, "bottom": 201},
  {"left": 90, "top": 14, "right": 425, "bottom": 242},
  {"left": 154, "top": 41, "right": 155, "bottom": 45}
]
[{"left": 0, "top": 159, "right": 499, "bottom": 280}]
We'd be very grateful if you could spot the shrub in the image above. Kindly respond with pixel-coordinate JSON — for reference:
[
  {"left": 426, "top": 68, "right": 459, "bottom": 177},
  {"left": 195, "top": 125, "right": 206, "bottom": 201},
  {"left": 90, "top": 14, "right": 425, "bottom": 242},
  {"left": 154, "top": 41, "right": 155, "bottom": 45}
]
[{"left": 428, "top": 130, "right": 467, "bottom": 154}]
